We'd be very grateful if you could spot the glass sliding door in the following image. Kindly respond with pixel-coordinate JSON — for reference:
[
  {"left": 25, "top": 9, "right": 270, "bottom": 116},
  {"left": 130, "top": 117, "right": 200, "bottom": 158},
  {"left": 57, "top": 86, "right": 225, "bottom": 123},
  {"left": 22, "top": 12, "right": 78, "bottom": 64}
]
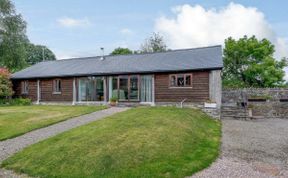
[
  {"left": 108, "top": 75, "right": 140, "bottom": 102},
  {"left": 108, "top": 76, "right": 118, "bottom": 99},
  {"left": 129, "top": 75, "right": 139, "bottom": 101},
  {"left": 119, "top": 76, "right": 129, "bottom": 101},
  {"left": 141, "top": 75, "right": 153, "bottom": 102},
  {"left": 78, "top": 77, "right": 104, "bottom": 102}
]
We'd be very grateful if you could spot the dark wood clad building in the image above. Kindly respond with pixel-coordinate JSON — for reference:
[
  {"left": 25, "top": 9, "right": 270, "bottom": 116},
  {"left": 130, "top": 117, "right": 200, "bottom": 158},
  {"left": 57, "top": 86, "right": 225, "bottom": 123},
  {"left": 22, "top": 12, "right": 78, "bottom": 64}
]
[{"left": 12, "top": 46, "right": 223, "bottom": 107}]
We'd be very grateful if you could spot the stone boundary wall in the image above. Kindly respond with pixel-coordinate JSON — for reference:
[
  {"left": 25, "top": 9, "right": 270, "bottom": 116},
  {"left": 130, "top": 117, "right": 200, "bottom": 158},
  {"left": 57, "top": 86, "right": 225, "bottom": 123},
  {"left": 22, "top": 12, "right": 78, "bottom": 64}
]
[{"left": 222, "top": 88, "right": 288, "bottom": 119}]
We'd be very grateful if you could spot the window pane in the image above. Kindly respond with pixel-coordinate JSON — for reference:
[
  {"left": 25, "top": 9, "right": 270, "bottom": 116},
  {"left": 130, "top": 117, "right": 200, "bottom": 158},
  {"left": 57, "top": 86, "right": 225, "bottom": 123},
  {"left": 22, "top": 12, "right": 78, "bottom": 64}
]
[
  {"left": 129, "top": 76, "right": 138, "bottom": 100},
  {"left": 185, "top": 75, "right": 191, "bottom": 86},
  {"left": 96, "top": 77, "right": 104, "bottom": 101},
  {"left": 119, "top": 76, "right": 128, "bottom": 101},
  {"left": 170, "top": 75, "right": 176, "bottom": 86},
  {"left": 177, "top": 75, "right": 185, "bottom": 86},
  {"left": 141, "top": 75, "right": 152, "bottom": 102}
]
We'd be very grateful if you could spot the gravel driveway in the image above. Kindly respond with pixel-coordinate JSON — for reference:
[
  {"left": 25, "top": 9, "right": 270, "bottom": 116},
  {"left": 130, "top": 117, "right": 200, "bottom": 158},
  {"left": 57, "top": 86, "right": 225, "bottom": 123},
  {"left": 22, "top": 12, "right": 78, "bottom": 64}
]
[{"left": 192, "top": 119, "right": 288, "bottom": 178}]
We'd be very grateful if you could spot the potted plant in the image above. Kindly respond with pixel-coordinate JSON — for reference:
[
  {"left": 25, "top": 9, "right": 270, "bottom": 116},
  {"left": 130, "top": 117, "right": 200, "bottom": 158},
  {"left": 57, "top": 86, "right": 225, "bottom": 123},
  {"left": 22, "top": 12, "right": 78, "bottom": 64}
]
[
  {"left": 109, "top": 96, "right": 118, "bottom": 106},
  {"left": 204, "top": 99, "right": 217, "bottom": 108}
]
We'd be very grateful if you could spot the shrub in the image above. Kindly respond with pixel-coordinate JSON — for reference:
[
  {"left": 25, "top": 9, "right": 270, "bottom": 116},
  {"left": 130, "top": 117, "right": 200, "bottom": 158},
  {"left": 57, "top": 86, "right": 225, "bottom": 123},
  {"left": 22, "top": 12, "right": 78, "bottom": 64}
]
[
  {"left": 0, "top": 68, "right": 13, "bottom": 98},
  {"left": 0, "top": 98, "right": 32, "bottom": 106},
  {"left": 109, "top": 96, "right": 118, "bottom": 103}
]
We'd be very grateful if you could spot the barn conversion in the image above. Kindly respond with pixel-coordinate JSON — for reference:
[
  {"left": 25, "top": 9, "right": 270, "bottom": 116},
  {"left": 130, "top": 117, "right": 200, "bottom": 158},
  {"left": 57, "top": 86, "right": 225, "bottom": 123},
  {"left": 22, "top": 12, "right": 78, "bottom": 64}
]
[{"left": 11, "top": 45, "right": 223, "bottom": 108}]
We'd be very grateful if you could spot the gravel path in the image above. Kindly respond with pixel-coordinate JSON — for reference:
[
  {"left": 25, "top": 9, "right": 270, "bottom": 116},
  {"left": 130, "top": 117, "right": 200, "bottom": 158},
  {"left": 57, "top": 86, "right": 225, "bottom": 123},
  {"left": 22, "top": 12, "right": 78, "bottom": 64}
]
[
  {"left": 0, "top": 107, "right": 129, "bottom": 178},
  {"left": 191, "top": 119, "right": 288, "bottom": 178}
]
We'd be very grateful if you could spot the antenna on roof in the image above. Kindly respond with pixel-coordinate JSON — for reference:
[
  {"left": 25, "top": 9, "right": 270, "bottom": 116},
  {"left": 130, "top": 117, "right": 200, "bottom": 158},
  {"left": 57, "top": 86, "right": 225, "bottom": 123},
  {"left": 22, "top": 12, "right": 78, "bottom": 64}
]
[{"left": 100, "top": 47, "right": 105, "bottom": 60}]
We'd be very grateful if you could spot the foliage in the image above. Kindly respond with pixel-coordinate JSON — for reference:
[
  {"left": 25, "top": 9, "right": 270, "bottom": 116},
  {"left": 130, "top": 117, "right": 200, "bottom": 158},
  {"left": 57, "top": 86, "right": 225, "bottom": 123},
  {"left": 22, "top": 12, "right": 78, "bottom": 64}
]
[
  {"left": 109, "top": 96, "right": 118, "bottom": 102},
  {"left": 110, "top": 47, "right": 133, "bottom": 55},
  {"left": 0, "top": 0, "right": 28, "bottom": 72},
  {"left": 0, "top": 67, "right": 13, "bottom": 98},
  {"left": 0, "top": 105, "right": 106, "bottom": 141},
  {"left": 26, "top": 43, "right": 56, "bottom": 65},
  {"left": 0, "top": 97, "right": 31, "bottom": 106},
  {"left": 140, "top": 32, "right": 167, "bottom": 53},
  {"left": 223, "top": 36, "right": 287, "bottom": 88},
  {"left": 0, "top": 0, "right": 56, "bottom": 71},
  {"left": 2, "top": 107, "right": 221, "bottom": 178}
]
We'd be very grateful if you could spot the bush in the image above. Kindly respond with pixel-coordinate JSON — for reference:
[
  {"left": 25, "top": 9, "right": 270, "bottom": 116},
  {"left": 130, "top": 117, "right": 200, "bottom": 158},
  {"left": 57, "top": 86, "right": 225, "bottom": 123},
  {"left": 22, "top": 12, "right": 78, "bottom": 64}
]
[
  {"left": 0, "top": 68, "right": 13, "bottom": 98},
  {"left": 0, "top": 98, "right": 32, "bottom": 106}
]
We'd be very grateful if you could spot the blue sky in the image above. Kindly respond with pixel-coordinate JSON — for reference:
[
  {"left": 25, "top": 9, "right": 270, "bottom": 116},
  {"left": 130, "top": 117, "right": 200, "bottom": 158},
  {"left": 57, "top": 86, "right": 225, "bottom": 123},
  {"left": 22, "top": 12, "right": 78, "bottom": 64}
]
[{"left": 13, "top": 0, "right": 288, "bottom": 61}]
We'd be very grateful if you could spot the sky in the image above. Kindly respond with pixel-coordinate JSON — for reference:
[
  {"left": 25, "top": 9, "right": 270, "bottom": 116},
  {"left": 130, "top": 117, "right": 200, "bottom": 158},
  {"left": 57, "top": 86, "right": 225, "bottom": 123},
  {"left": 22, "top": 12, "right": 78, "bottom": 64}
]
[{"left": 12, "top": 0, "right": 288, "bottom": 79}]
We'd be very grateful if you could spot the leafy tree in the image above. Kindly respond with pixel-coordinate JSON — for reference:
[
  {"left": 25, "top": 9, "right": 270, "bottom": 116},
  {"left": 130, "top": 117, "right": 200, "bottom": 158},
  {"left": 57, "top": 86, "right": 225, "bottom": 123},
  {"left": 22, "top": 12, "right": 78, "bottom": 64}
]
[
  {"left": 0, "top": 67, "right": 13, "bottom": 98},
  {"left": 0, "top": 0, "right": 28, "bottom": 72},
  {"left": 223, "top": 36, "right": 287, "bottom": 88},
  {"left": 140, "top": 32, "right": 167, "bottom": 53},
  {"left": 111, "top": 47, "right": 133, "bottom": 55},
  {"left": 26, "top": 43, "right": 56, "bottom": 65}
]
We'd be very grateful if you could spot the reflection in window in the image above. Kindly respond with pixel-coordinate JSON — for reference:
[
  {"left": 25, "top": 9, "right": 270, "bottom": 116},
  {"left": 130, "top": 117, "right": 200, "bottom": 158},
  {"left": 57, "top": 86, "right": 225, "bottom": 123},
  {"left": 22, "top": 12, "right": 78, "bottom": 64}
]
[
  {"left": 170, "top": 74, "right": 192, "bottom": 87},
  {"left": 119, "top": 76, "right": 129, "bottom": 101},
  {"left": 129, "top": 76, "right": 138, "bottom": 100}
]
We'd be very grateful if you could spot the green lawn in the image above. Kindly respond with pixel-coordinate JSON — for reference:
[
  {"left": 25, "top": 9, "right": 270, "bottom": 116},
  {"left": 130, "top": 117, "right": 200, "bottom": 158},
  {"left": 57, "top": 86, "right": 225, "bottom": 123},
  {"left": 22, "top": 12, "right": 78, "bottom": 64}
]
[
  {"left": 0, "top": 105, "right": 107, "bottom": 141},
  {"left": 2, "top": 107, "right": 221, "bottom": 178}
]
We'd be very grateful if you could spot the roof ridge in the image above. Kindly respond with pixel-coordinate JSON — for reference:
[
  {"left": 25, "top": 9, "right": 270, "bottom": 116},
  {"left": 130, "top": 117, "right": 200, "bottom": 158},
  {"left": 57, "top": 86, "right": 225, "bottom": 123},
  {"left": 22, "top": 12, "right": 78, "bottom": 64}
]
[{"left": 51, "top": 45, "right": 222, "bottom": 62}]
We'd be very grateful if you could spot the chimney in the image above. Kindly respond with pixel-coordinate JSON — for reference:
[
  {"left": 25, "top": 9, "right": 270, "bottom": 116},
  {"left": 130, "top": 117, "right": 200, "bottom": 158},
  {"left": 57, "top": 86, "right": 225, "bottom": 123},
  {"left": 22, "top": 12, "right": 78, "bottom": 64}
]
[{"left": 100, "top": 47, "right": 105, "bottom": 60}]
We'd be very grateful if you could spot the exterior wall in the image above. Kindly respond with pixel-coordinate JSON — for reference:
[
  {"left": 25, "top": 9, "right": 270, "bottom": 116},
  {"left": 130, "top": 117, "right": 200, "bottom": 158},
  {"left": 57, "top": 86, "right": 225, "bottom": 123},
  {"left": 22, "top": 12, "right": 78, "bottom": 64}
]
[
  {"left": 154, "top": 71, "right": 210, "bottom": 103},
  {"left": 13, "top": 78, "right": 73, "bottom": 102},
  {"left": 13, "top": 80, "right": 37, "bottom": 101},
  {"left": 209, "top": 70, "right": 222, "bottom": 108},
  {"left": 40, "top": 78, "right": 73, "bottom": 102}
]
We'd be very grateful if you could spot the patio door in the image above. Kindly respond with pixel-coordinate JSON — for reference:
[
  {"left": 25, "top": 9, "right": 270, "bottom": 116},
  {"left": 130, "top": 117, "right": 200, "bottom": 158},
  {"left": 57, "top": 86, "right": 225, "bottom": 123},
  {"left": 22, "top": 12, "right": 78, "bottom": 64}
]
[
  {"left": 140, "top": 75, "right": 153, "bottom": 102},
  {"left": 108, "top": 75, "right": 139, "bottom": 101},
  {"left": 78, "top": 77, "right": 104, "bottom": 102}
]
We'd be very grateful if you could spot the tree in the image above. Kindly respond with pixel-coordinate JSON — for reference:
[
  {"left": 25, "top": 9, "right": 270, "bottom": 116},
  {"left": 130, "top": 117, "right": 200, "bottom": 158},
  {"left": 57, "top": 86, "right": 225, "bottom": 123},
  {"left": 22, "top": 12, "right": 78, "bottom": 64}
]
[
  {"left": 223, "top": 36, "right": 287, "bottom": 88},
  {"left": 26, "top": 43, "right": 56, "bottom": 65},
  {"left": 0, "top": 0, "right": 28, "bottom": 72},
  {"left": 140, "top": 32, "right": 167, "bottom": 53},
  {"left": 0, "top": 67, "right": 13, "bottom": 98},
  {"left": 110, "top": 47, "right": 133, "bottom": 55}
]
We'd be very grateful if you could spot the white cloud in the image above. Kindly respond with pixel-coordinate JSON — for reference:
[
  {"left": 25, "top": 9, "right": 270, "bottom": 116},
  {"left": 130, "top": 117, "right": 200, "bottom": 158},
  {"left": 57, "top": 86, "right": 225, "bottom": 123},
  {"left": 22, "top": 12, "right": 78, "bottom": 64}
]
[
  {"left": 57, "top": 17, "right": 91, "bottom": 28},
  {"left": 155, "top": 3, "right": 288, "bottom": 80},
  {"left": 120, "top": 28, "right": 133, "bottom": 35}
]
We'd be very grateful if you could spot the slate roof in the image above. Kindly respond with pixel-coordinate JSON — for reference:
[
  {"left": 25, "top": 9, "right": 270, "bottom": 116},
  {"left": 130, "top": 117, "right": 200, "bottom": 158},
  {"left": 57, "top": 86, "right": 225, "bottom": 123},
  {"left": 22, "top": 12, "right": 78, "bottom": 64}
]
[{"left": 12, "top": 45, "right": 223, "bottom": 79}]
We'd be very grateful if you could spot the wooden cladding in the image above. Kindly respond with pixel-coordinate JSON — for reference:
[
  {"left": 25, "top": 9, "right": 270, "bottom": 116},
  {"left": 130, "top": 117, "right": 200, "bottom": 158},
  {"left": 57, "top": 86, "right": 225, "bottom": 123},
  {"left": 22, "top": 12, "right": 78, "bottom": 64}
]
[
  {"left": 13, "top": 80, "right": 37, "bottom": 101},
  {"left": 40, "top": 78, "right": 73, "bottom": 101},
  {"left": 13, "top": 78, "right": 73, "bottom": 102},
  {"left": 155, "top": 71, "right": 209, "bottom": 103}
]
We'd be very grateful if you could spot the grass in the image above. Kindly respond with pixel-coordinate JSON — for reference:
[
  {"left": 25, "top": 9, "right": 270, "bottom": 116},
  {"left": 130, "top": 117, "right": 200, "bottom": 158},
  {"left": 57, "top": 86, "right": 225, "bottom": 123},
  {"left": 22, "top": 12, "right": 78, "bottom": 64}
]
[
  {"left": 2, "top": 107, "right": 221, "bottom": 178},
  {"left": 0, "top": 105, "right": 107, "bottom": 141}
]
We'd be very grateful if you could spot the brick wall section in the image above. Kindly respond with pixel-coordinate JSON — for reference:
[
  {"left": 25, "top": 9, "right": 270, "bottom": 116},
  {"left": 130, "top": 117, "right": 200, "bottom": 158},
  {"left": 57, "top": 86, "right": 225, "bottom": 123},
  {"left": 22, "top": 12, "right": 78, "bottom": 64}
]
[
  {"left": 40, "top": 78, "right": 73, "bottom": 102},
  {"left": 155, "top": 71, "right": 210, "bottom": 103}
]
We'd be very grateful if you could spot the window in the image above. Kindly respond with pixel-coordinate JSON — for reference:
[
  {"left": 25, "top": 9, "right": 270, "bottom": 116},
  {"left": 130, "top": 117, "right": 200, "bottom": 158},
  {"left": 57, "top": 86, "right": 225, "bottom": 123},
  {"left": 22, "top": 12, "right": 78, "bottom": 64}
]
[
  {"left": 53, "top": 79, "right": 61, "bottom": 94},
  {"left": 21, "top": 81, "right": 29, "bottom": 94},
  {"left": 170, "top": 74, "right": 192, "bottom": 87}
]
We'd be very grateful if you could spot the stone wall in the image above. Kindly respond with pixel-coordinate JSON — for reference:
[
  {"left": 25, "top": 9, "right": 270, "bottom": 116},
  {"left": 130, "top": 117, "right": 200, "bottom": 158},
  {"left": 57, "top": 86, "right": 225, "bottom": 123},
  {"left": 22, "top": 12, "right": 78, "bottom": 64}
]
[{"left": 222, "top": 88, "right": 288, "bottom": 119}]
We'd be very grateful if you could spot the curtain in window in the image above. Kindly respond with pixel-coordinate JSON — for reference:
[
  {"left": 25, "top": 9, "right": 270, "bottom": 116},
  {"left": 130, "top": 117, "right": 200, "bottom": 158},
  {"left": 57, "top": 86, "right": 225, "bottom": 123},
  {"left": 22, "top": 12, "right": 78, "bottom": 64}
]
[{"left": 141, "top": 75, "right": 152, "bottom": 102}]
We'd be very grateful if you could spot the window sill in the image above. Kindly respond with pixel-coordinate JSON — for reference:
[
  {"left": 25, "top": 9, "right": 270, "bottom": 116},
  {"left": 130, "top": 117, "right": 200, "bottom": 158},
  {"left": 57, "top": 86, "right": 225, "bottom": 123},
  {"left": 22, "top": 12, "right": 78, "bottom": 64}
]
[
  {"left": 53, "top": 92, "right": 62, "bottom": 95},
  {"left": 169, "top": 87, "right": 193, "bottom": 89},
  {"left": 21, "top": 92, "right": 29, "bottom": 95}
]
